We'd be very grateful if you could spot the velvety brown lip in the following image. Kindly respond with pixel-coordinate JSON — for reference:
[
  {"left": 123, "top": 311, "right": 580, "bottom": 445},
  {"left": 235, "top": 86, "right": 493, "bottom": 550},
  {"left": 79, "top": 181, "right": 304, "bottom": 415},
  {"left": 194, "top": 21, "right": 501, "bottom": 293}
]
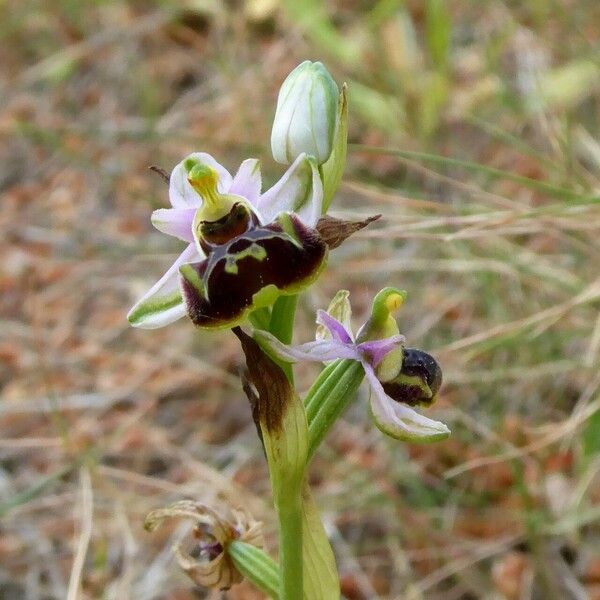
[{"left": 181, "top": 212, "right": 327, "bottom": 329}]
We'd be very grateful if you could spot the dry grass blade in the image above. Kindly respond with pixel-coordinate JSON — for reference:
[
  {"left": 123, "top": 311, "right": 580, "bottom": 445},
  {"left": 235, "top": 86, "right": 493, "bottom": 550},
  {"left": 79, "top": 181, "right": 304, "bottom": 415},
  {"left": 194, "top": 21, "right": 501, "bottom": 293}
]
[{"left": 66, "top": 467, "right": 93, "bottom": 600}]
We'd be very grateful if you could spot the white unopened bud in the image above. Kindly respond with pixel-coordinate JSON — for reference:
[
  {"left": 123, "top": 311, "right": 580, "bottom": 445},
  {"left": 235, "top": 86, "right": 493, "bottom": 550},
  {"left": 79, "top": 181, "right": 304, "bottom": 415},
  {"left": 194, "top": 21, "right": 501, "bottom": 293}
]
[{"left": 271, "top": 61, "right": 339, "bottom": 165}]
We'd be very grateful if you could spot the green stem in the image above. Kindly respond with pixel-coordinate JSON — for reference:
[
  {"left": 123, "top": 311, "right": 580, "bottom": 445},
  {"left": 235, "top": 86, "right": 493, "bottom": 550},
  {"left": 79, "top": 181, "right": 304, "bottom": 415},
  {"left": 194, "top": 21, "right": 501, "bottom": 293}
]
[
  {"left": 269, "top": 293, "right": 303, "bottom": 599},
  {"left": 269, "top": 295, "right": 298, "bottom": 382},
  {"left": 306, "top": 359, "right": 365, "bottom": 460},
  {"left": 277, "top": 489, "right": 304, "bottom": 600},
  {"left": 269, "top": 295, "right": 298, "bottom": 343},
  {"left": 249, "top": 306, "right": 271, "bottom": 330},
  {"left": 304, "top": 360, "right": 350, "bottom": 421}
]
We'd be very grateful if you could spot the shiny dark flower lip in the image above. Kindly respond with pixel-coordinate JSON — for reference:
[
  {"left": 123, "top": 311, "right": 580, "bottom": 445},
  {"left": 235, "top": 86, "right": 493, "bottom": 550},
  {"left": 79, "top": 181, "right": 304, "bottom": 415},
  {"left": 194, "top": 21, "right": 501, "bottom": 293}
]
[
  {"left": 127, "top": 151, "right": 324, "bottom": 329},
  {"left": 180, "top": 212, "right": 327, "bottom": 329},
  {"left": 382, "top": 348, "right": 443, "bottom": 407}
]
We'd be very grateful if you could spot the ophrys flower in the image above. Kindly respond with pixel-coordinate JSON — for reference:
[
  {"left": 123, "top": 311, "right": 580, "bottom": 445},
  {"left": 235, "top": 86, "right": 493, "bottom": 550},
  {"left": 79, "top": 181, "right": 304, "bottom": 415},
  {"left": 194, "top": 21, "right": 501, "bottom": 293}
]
[
  {"left": 144, "top": 500, "right": 264, "bottom": 591},
  {"left": 255, "top": 289, "right": 450, "bottom": 442},
  {"left": 127, "top": 152, "right": 325, "bottom": 329}
]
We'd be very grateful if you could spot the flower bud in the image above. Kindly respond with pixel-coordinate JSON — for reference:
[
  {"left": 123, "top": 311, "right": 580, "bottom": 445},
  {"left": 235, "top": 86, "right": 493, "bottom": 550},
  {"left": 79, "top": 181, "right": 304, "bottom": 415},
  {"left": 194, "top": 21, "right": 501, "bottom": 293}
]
[{"left": 271, "top": 61, "right": 339, "bottom": 165}]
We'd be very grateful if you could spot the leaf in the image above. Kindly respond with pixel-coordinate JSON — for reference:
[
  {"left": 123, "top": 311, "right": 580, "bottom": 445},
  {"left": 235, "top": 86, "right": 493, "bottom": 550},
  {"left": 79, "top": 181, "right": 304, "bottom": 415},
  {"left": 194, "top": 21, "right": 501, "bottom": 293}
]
[
  {"left": 229, "top": 541, "right": 280, "bottom": 599},
  {"left": 279, "top": 1, "right": 360, "bottom": 63},
  {"left": 301, "top": 484, "right": 340, "bottom": 600},
  {"left": 425, "top": 0, "right": 451, "bottom": 72},
  {"left": 0, "top": 463, "right": 75, "bottom": 518},
  {"left": 234, "top": 327, "right": 307, "bottom": 471},
  {"left": 351, "top": 144, "right": 595, "bottom": 201}
]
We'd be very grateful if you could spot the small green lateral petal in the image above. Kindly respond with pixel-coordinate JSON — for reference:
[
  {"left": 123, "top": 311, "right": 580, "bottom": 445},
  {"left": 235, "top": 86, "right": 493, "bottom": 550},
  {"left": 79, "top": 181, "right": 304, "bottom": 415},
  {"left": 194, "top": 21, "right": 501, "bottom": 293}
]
[{"left": 316, "top": 290, "right": 353, "bottom": 343}]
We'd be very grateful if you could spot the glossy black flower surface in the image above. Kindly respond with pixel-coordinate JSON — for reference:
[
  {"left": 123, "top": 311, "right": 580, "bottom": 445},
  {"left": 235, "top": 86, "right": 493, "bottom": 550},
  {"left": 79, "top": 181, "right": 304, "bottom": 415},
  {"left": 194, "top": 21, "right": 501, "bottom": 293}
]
[{"left": 382, "top": 347, "right": 443, "bottom": 407}]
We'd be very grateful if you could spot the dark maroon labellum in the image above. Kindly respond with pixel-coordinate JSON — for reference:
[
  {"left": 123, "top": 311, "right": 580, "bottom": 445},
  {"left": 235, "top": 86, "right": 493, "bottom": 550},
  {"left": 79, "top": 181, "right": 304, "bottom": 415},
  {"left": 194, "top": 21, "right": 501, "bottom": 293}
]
[
  {"left": 180, "top": 211, "right": 327, "bottom": 329},
  {"left": 382, "top": 348, "right": 443, "bottom": 407}
]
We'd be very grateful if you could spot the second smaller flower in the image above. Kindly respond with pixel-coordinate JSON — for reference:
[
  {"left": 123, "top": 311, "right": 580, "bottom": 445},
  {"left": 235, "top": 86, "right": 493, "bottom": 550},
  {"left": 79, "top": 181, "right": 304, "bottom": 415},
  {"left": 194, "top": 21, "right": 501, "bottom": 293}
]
[{"left": 255, "top": 288, "right": 450, "bottom": 442}]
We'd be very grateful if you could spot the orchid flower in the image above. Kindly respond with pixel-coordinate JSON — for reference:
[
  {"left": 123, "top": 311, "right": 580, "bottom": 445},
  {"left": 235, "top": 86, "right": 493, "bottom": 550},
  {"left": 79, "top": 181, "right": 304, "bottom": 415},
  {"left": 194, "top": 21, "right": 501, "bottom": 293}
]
[
  {"left": 144, "top": 500, "right": 265, "bottom": 592},
  {"left": 127, "top": 151, "right": 324, "bottom": 329},
  {"left": 255, "top": 289, "right": 450, "bottom": 442}
]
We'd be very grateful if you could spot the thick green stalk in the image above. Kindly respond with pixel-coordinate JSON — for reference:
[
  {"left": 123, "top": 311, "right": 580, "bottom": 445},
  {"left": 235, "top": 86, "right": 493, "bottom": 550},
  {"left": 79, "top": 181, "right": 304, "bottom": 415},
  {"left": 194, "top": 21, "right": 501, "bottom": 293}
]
[
  {"left": 229, "top": 541, "right": 280, "bottom": 599},
  {"left": 277, "top": 492, "right": 304, "bottom": 600},
  {"left": 269, "top": 295, "right": 298, "bottom": 343},
  {"left": 263, "top": 296, "right": 304, "bottom": 599},
  {"left": 269, "top": 295, "right": 298, "bottom": 381},
  {"left": 305, "top": 359, "right": 365, "bottom": 460}
]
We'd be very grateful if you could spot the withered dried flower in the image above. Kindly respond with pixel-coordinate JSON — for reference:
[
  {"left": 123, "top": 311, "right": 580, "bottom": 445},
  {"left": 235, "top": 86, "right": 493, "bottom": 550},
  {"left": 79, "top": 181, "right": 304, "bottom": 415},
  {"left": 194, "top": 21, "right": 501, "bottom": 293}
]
[{"left": 144, "top": 500, "right": 264, "bottom": 591}]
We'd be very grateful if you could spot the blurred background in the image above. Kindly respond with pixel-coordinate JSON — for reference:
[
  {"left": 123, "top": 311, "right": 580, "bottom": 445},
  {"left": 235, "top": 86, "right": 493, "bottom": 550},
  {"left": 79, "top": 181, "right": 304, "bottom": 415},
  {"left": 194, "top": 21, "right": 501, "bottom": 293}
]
[{"left": 1, "top": 1, "right": 600, "bottom": 598}]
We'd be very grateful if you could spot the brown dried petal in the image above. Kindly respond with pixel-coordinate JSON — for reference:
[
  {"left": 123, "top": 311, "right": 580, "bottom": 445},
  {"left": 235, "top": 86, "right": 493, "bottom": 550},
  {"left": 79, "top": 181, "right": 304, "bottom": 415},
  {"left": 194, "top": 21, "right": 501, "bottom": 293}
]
[
  {"left": 180, "top": 213, "right": 327, "bottom": 329},
  {"left": 315, "top": 214, "right": 381, "bottom": 249},
  {"left": 175, "top": 547, "right": 242, "bottom": 590},
  {"left": 144, "top": 500, "right": 264, "bottom": 591},
  {"left": 234, "top": 327, "right": 294, "bottom": 435}
]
